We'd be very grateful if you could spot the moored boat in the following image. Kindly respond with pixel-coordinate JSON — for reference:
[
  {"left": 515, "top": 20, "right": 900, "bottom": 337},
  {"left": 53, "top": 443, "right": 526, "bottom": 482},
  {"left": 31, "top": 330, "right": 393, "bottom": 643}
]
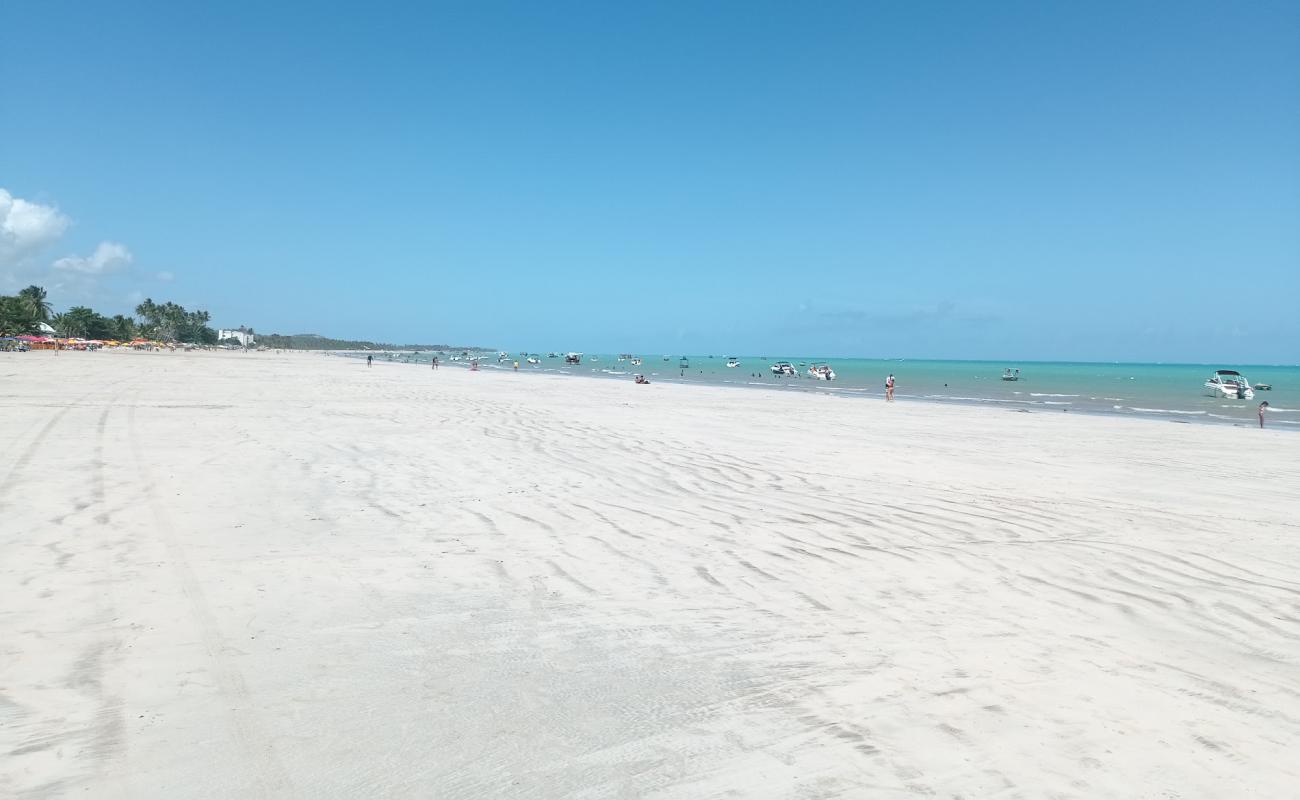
[{"left": 1205, "top": 370, "right": 1254, "bottom": 400}]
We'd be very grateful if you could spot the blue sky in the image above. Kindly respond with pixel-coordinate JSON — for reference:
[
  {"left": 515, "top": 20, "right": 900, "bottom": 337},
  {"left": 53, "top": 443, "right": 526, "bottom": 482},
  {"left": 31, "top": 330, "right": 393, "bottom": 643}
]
[{"left": 2, "top": 1, "right": 1297, "bottom": 361}]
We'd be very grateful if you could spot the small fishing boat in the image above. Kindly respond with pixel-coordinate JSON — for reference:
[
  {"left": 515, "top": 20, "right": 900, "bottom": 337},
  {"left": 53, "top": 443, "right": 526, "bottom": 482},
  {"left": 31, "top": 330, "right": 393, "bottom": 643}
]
[
  {"left": 726, "top": 357, "right": 740, "bottom": 368},
  {"left": 679, "top": 357, "right": 690, "bottom": 369},
  {"left": 1001, "top": 368, "right": 1020, "bottom": 381},
  {"left": 526, "top": 357, "right": 540, "bottom": 365},
  {"left": 1205, "top": 370, "right": 1254, "bottom": 400},
  {"left": 1254, "top": 383, "right": 1272, "bottom": 391},
  {"left": 630, "top": 357, "right": 642, "bottom": 366},
  {"left": 770, "top": 361, "right": 796, "bottom": 376},
  {"left": 807, "top": 363, "right": 836, "bottom": 381},
  {"left": 564, "top": 352, "right": 582, "bottom": 365}
]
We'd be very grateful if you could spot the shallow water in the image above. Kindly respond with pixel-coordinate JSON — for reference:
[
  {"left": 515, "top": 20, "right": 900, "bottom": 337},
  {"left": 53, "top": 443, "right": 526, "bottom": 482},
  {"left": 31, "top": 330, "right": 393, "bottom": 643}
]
[{"left": 360, "top": 351, "right": 1299, "bottom": 429}]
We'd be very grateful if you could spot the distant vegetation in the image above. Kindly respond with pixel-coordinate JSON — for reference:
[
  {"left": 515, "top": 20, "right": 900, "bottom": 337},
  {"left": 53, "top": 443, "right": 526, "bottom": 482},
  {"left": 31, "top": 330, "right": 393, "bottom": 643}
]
[
  {"left": 255, "top": 333, "right": 483, "bottom": 351},
  {"left": 0, "top": 285, "right": 479, "bottom": 351},
  {"left": 0, "top": 285, "right": 216, "bottom": 343}
]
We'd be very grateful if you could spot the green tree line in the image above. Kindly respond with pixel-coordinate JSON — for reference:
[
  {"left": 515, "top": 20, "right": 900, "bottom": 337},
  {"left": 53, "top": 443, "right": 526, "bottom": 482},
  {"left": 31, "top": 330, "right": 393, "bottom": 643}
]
[
  {"left": 256, "top": 333, "right": 458, "bottom": 351},
  {"left": 0, "top": 285, "right": 217, "bottom": 343}
]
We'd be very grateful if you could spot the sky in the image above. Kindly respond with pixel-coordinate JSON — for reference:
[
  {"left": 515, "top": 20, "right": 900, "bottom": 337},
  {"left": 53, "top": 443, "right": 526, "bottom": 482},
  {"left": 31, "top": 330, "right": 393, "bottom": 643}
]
[{"left": 2, "top": 0, "right": 1297, "bottom": 362}]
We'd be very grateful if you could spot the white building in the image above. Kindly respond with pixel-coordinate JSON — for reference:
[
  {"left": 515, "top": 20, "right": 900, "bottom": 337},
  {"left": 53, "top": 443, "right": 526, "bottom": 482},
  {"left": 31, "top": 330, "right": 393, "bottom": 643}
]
[{"left": 217, "top": 328, "right": 255, "bottom": 347}]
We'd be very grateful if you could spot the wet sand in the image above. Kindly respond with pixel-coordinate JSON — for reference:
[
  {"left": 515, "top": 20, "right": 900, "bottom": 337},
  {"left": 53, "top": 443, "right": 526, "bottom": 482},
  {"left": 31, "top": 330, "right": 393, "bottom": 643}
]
[{"left": 2, "top": 350, "right": 1298, "bottom": 798}]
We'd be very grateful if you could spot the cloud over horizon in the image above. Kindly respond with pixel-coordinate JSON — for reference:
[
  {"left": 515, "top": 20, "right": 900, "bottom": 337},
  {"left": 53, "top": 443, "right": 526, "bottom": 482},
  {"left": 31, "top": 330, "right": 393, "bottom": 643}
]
[
  {"left": 53, "top": 241, "right": 134, "bottom": 274},
  {"left": 0, "top": 188, "right": 71, "bottom": 269},
  {"left": 0, "top": 187, "right": 157, "bottom": 312}
]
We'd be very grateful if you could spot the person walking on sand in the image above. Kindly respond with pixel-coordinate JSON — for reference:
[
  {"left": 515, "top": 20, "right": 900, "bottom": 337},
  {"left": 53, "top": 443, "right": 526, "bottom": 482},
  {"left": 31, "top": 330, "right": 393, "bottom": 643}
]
[
  {"left": 1259, "top": 401, "right": 1269, "bottom": 428},
  {"left": 366, "top": 354, "right": 373, "bottom": 368},
  {"left": 431, "top": 355, "right": 438, "bottom": 370},
  {"left": 885, "top": 373, "right": 896, "bottom": 402}
]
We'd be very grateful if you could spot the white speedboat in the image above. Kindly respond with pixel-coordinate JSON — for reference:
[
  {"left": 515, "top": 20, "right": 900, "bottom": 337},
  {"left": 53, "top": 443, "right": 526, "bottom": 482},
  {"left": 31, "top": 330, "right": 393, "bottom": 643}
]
[
  {"left": 630, "top": 357, "right": 642, "bottom": 366},
  {"left": 526, "top": 357, "right": 539, "bottom": 365},
  {"left": 726, "top": 357, "right": 740, "bottom": 368},
  {"left": 564, "top": 352, "right": 582, "bottom": 365},
  {"left": 770, "top": 361, "right": 796, "bottom": 376},
  {"left": 1204, "top": 370, "right": 1254, "bottom": 400},
  {"left": 1001, "top": 368, "right": 1020, "bottom": 381},
  {"left": 808, "top": 363, "right": 836, "bottom": 381}
]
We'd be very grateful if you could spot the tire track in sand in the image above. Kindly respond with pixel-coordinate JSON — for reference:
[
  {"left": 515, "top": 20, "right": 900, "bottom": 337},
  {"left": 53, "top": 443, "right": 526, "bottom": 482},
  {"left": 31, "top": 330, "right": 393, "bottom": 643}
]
[
  {"left": 0, "top": 377, "right": 130, "bottom": 504},
  {"left": 126, "top": 400, "right": 291, "bottom": 796}
]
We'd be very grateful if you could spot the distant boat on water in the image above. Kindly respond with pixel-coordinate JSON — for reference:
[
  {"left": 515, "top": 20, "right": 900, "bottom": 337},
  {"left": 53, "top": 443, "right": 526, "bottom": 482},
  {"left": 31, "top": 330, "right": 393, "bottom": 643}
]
[
  {"left": 1205, "top": 369, "right": 1254, "bottom": 400},
  {"left": 1002, "top": 368, "right": 1021, "bottom": 381}
]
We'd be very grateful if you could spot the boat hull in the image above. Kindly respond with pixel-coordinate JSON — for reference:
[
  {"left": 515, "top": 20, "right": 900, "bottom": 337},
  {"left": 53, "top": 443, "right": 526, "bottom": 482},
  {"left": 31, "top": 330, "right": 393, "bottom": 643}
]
[{"left": 1205, "top": 384, "right": 1254, "bottom": 400}]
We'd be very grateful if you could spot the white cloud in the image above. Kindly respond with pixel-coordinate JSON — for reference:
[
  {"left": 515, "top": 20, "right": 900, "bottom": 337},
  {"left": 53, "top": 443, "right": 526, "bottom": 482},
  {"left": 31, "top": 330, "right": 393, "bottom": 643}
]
[
  {"left": 156, "top": 270, "right": 174, "bottom": 281},
  {"left": 53, "top": 241, "right": 134, "bottom": 274},
  {"left": 0, "top": 188, "right": 71, "bottom": 268}
]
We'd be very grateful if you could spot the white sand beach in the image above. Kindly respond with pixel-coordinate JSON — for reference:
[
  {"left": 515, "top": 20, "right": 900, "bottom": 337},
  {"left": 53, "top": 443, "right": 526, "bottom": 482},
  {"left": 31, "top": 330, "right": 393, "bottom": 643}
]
[{"left": 2, "top": 350, "right": 1298, "bottom": 798}]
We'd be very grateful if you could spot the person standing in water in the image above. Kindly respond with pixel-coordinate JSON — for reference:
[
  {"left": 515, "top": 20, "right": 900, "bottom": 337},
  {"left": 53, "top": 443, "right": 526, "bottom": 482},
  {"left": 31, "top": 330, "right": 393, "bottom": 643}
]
[
  {"left": 885, "top": 373, "right": 896, "bottom": 402},
  {"left": 1259, "top": 401, "right": 1270, "bottom": 428}
]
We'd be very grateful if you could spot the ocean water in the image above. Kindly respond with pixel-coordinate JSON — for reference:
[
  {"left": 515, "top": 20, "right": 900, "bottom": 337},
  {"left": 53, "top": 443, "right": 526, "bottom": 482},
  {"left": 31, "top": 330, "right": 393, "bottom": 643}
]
[{"left": 361, "top": 351, "right": 1299, "bottom": 429}]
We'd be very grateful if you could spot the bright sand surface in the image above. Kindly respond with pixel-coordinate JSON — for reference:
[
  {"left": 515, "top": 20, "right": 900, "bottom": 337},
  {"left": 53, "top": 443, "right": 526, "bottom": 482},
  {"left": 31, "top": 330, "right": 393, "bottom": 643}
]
[{"left": 2, "top": 351, "right": 1298, "bottom": 799}]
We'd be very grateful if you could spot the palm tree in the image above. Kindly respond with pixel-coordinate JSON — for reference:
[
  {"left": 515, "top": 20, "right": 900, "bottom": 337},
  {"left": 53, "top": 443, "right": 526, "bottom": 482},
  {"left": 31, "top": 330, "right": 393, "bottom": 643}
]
[
  {"left": 59, "top": 306, "right": 98, "bottom": 338},
  {"left": 17, "top": 286, "right": 53, "bottom": 322},
  {"left": 0, "top": 296, "right": 40, "bottom": 336},
  {"left": 110, "top": 314, "right": 137, "bottom": 341}
]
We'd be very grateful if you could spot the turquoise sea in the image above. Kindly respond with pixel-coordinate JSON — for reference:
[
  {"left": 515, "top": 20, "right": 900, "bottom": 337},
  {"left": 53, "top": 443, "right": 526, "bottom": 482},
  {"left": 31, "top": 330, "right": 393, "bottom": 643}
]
[{"left": 362, "top": 351, "right": 1299, "bottom": 429}]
